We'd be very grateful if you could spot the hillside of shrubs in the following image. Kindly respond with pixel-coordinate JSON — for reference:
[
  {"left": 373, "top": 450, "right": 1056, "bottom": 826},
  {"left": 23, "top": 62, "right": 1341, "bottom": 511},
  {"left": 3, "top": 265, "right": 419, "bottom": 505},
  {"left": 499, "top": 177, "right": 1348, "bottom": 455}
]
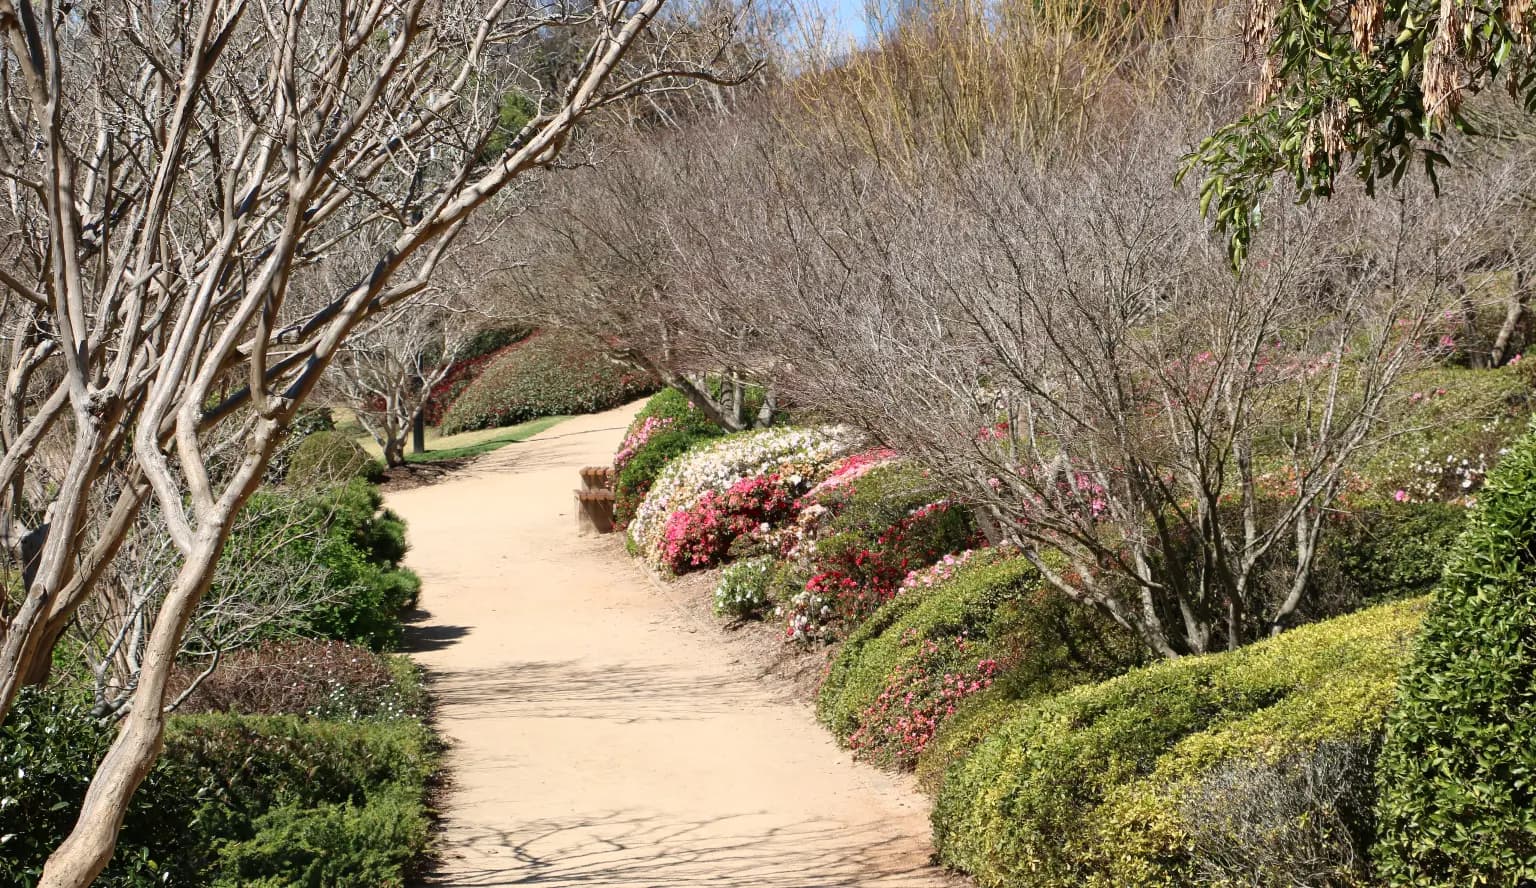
[
  {"left": 609, "top": 362, "right": 1536, "bottom": 887},
  {"left": 1, "top": 419, "right": 436, "bottom": 887}
]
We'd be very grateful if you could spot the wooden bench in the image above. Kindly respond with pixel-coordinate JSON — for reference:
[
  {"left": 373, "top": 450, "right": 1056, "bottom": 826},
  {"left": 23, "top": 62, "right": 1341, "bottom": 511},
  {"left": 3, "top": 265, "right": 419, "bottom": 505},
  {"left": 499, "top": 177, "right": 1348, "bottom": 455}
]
[
  {"left": 579, "top": 465, "right": 614, "bottom": 491},
  {"left": 575, "top": 488, "right": 616, "bottom": 535}
]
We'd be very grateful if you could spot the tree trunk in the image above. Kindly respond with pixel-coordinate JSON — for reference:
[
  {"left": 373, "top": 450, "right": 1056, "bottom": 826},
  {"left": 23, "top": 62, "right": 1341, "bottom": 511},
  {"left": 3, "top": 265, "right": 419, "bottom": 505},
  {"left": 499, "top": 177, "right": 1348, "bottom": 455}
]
[
  {"left": 37, "top": 525, "right": 228, "bottom": 888},
  {"left": 1491, "top": 272, "right": 1530, "bottom": 367}
]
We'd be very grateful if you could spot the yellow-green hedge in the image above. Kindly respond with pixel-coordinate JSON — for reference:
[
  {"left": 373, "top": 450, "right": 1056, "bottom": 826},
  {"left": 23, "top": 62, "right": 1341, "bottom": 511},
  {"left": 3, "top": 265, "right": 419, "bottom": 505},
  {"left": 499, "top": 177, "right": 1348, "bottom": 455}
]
[{"left": 932, "top": 597, "right": 1427, "bottom": 888}]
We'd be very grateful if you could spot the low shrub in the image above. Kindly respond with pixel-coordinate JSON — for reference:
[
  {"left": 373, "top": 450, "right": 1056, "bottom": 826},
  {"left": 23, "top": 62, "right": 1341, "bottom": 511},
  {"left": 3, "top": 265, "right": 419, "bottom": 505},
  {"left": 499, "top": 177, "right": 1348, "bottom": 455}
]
[
  {"left": 755, "top": 461, "right": 980, "bottom": 641},
  {"left": 170, "top": 639, "right": 426, "bottom": 721},
  {"left": 932, "top": 597, "right": 1426, "bottom": 888},
  {"left": 439, "top": 331, "right": 657, "bottom": 434},
  {"left": 284, "top": 430, "right": 384, "bottom": 487},
  {"left": 713, "top": 555, "right": 776, "bottom": 619},
  {"left": 167, "top": 714, "right": 435, "bottom": 888},
  {"left": 421, "top": 326, "right": 532, "bottom": 426},
  {"left": 627, "top": 425, "right": 861, "bottom": 568},
  {"left": 0, "top": 689, "right": 205, "bottom": 887},
  {"left": 1312, "top": 499, "right": 1465, "bottom": 612},
  {"left": 221, "top": 479, "right": 420, "bottom": 650},
  {"left": 660, "top": 474, "right": 801, "bottom": 574},
  {"left": 265, "top": 407, "right": 337, "bottom": 483},
  {"left": 614, "top": 425, "right": 722, "bottom": 528},
  {"left": 0, "top": 698, "right": 436, "bottom": 888},
  {"left": 1373, "top": 422, "right": 1536, "bottom": 887},
  {"left": 819, "top": 550, "right": 1139, "bottom": 771}
]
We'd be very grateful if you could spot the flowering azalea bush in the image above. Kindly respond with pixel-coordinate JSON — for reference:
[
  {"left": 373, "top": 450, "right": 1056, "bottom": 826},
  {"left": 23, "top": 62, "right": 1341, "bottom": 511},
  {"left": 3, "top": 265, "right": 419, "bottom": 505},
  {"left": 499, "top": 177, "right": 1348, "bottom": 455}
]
[
  {"left": 847, "top": 633, "right": 1000, "bottom": 769},
  {"left": 660, "top": 474, "right": 802, "bottom": 574},
  {"left": 783, "top": 501, "right": 980, "bottom": 641},
  {"left": 615, "top": 416, "right": 676, "bottom": 472},
  {"left": 713, "top": 555, "right": 776, "bottom": 619},
  {"left": 628, "top": 425, "right": 862, "bottom": 568},
  {"left": 803, "top": 448, "right": 899, "bottom": 500},
  {"left": 899, "top": 548, "right": 987, "bottom": 595}
]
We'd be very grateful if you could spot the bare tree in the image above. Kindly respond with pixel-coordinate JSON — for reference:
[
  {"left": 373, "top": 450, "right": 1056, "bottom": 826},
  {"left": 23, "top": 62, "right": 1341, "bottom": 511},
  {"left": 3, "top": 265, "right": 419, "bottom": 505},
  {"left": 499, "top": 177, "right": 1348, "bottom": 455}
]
[
  {"left": 0, "top": 0, "right": 750, "bottom": 883},
  {"left": 333, "top": 289, "right": 490, "bottom": 465},
  {"left": 512, "top": 16, "right": 1536, "bottom": 658}
]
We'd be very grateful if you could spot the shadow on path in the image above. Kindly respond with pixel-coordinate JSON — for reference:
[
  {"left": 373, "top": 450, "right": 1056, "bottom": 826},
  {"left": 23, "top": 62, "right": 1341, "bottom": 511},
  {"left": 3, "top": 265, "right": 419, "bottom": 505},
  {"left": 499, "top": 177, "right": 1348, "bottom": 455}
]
[
  {"left": 427, "top": 660, "right": 765, "bottom": 722},
  {"left": 413, "top": 810, "right": 946, "bottom": 887}
]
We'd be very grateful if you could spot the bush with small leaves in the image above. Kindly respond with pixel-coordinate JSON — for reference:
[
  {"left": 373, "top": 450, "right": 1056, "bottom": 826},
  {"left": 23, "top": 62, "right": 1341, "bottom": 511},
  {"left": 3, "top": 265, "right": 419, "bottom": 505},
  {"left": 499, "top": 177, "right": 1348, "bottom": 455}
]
[
  {"left": 439, "top": 331, "right": 657, "bottom": 434},
  {"left": 1373, "top": 422, "right": 1536, "bottom": 887},
  {"left": 713, "top": 555, "right": 776, "bottom": 619}
]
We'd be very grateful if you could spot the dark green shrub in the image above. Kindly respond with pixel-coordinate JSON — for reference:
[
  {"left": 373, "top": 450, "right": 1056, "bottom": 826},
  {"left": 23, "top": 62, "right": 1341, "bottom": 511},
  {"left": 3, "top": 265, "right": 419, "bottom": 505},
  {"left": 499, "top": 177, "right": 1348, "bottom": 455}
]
[
  {"left": 168, "top": 714, "right": 435, "bottom": 888},
  {"left": 438, "top": 331, "right": 657, "bottom": 434},
  {"left": 302, "top": 481, "right": 420, "bottom": 649},
  {"left": 630, "top": 386, "right": 722, "bottom": 431},
  {"left": 1373, "top": 423, "right": 1536, "bottom": 887},
  {"left": 265, "top": 407, "right": 337, "bottom": 483},
  {"left": 1312, "top": 500, "right": 1465, "bottom": 612},
  {"left": 820, "top": 462, "right": 947, "bottom": 537},
  {"left": 614, "top": 426, "right": 721, "bottom": 527},
  {"left": 0, "top": 689, "right": 207, "bottom": 887},
  {"left": 210, "top": 793, "right": 428, "bottom": 888},
  {"left": 932, "top": 597, "right": 1426, "bottom": 888},
  {"left": 223, "top": 479, "right": 419, "bottom": 650},
  {"left": 284, "top": 430, "right": 384, "bottom": 487}
]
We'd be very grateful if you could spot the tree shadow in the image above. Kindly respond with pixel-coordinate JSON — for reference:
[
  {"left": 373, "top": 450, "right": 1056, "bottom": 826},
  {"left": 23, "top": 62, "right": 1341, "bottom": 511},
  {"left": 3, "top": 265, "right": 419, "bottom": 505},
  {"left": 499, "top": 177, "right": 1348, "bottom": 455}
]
[
  {"left": 405, "top": 609, "right": 472, "bottom": 652},
  {"left": 425, "top": 660, "right": 765, "bottom": 723},
  {"left": 411, "top": 809, "right": 957, "bottom": 887}
]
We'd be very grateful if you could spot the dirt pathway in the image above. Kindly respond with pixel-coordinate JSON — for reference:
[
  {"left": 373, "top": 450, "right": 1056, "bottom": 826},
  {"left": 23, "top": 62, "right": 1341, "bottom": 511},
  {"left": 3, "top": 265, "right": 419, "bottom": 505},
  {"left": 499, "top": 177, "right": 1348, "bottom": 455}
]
[{"left": 389, "top": 404, "right": 959, "bottom": 887}]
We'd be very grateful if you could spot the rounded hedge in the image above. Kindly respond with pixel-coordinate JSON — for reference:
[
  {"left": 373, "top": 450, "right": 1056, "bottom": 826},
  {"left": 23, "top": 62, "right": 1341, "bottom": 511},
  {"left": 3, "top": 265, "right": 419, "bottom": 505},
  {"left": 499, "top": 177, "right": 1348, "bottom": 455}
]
[
  {"left": 284, "top": 431, "right": 383, "bottom": 488},
  {"left": 1372, "top": 423, "right": 1536, "bottom": 887},
  {"left": 438, "top": 331, "right": 657, "bottom": 434},
  {"left": 932, "top": 597, "right": 1426, "bottom": 888}
]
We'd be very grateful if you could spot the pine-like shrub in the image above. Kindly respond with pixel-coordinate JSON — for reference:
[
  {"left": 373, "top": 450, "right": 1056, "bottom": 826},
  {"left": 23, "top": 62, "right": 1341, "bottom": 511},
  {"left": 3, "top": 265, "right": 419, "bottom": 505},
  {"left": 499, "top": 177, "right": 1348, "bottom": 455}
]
[
  {"left": 1372, "top": 423, "right": 1536, "bottom": 887},
  {"left": 438, "top": 331, "right": 657, "bottom": 434}
]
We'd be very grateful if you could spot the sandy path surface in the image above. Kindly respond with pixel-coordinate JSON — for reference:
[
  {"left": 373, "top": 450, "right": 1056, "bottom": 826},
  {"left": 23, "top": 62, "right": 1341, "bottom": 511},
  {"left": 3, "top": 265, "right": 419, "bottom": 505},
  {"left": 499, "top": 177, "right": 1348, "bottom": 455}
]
[{"left": 389, "top": 404, "right": 958, "bottom": 888}]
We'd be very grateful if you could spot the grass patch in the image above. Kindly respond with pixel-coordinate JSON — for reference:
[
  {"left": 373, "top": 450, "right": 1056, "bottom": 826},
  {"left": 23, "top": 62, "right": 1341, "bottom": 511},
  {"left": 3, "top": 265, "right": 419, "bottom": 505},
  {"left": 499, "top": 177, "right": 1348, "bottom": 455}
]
[{"left": 355, "top": 415, "right": 570, "bottom": 464}]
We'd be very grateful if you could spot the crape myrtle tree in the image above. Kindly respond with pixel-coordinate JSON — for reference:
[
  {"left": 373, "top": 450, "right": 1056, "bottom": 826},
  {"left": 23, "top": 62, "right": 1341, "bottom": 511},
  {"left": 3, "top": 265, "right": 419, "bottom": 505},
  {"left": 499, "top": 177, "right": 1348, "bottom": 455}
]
[
  {"left": 503, "top": 123, "right": 784, "bottom": 431},
  {"left": 332, "top": 284, "right": 491, "bottom": 467},
  {"left": 0, "top": 1, "right": 749, "bottom": 885}
]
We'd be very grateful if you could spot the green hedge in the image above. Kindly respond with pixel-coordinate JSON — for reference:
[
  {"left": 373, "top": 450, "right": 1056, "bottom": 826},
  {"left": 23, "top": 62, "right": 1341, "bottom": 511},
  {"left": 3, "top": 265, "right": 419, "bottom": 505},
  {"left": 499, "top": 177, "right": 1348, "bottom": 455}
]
[
  {"left": 0, "top": 695, "right": 435, "bottom": 887},
  {"left": 439, "top": 331, "right": 657, "bottom": 434},
  {"left": 1373, "top": 423, "right": 1536, "bottom": 887},
  {"left": 932, "top": 597, "right": 1427, "bottom": 888},
  {"left": 170, "top": 714, "right": 435, "bottom": 888},
  {"left": 223, "top": 478, "right": 419, "bottom": 650}
]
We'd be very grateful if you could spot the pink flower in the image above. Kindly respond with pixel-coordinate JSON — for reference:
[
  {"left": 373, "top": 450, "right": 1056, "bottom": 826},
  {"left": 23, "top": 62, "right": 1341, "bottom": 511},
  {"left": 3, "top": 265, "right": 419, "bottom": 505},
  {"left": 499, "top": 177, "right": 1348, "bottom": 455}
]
[{"left": 1393, "top": 489, "right": 1409, "bottom": 503}]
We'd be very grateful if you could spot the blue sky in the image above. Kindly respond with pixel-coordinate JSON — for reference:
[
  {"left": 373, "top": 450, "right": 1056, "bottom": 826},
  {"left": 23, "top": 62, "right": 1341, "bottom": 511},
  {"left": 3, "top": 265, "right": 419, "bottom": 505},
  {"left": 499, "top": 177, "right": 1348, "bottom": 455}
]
[{"left": 812, "top": 0, "right": 872, "bottom": 44}]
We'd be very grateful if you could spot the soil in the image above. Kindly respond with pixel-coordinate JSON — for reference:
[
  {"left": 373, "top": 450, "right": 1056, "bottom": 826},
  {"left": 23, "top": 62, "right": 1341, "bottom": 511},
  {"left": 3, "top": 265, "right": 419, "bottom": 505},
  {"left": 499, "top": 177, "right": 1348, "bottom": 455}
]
[{"left": 389, "top": 403, "right": 962, "bottom": 887}]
